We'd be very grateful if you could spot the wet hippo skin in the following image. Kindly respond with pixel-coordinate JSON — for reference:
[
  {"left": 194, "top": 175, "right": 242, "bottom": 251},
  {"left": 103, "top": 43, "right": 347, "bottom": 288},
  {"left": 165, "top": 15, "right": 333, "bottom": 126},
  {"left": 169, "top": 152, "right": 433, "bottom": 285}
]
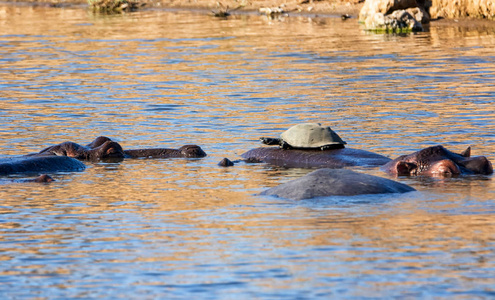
[
  {"left": 261, "top": 168, "right": 415, "bottom": 200},
  {"left": 0, "top": 135, "right": 207, "bottom": 177},
  {"left": 85, "top": 136, "right": 207, "bottom": 159},
  {"left": 381, "top": 145, "right": 493, "bottom": 176},
  {"left": 0, "top": 155, "right": 86, "bottom": 176},
  {"left": 0, "top": 174, "right": 55, "bottom": 184},
  {"left": 36, "top": 136, "right": 207, "bottom": 160},
  {"left": 1, "top": 138, "right": 123, "bottom": 177},
  {"left": 38, "top": 140, "right": 125, "bottom": 161},
  {"left": 241, "top": 147, "right": 391, "bottom": 168},
  {"left": 123, "top": 145, "right": 207, "bottom": 159}
]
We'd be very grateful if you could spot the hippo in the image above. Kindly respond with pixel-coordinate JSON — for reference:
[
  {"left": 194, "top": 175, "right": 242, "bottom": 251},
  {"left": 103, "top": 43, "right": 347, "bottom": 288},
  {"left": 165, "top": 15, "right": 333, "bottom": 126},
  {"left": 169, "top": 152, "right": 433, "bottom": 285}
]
[
  {"left": 31, "top": 174, "right": 55, "bottom": 182},
  {"left": 0, "top": 139, "right": 116, "bottom": 177},
  {"left": 0, "top": 136, "right": 207, "bottom": 178},
  {"left": 0, "top": 174, "right": 54, "bottom": 184},
  {"left": 261, "top": 168, "right": 415, "bottom": 200},
  {"left": 239, "top": 124, "right": 391, "bottom": 168},
  {"left": 241, "top": 147, "right": 391, "bottom": 168},
  {"left": 123, "top": 145, "right": 207, "bottom": 159},
  {"left": 84, "top": 136, "right": 207, "bottom": 159},
  {"left": 35, "top": 136, "right": 207, "bottom": 160},
  {"left": 381, "top": 145, "right": 493, "bottom": 176},
  {"left": 36, "top": 139, "right": 125, "bottom": 161},
  {"left": 0, "top": 155, "right": 86, "bottom": 176}
]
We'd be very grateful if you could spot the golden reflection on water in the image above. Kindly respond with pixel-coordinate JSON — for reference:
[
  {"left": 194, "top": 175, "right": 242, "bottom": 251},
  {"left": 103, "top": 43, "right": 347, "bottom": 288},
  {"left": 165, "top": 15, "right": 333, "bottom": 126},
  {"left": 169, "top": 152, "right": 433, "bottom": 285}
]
[{"left": 1, "top": 4, "right": 495, "bottom": 298}]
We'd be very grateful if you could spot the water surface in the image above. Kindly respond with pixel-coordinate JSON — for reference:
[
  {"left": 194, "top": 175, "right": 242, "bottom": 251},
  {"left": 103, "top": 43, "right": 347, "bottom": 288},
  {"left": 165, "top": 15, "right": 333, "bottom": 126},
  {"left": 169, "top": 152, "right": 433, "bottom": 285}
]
[{"left": 1, "top": 4, "right": 495, "bottom": 299}]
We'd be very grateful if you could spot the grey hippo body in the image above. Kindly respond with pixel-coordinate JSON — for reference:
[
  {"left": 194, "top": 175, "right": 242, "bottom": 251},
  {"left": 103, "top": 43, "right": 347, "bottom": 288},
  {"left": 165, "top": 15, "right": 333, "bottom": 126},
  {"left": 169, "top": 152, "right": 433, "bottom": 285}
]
[
  {"left": 241, "top": 147, "right": 391, "bottom": 168},
  {"left": 0, "top": 155, "right": 86, "bottom": 176},
  {"left": 261, "top": 168, "right": 415, "bottom": 200}
]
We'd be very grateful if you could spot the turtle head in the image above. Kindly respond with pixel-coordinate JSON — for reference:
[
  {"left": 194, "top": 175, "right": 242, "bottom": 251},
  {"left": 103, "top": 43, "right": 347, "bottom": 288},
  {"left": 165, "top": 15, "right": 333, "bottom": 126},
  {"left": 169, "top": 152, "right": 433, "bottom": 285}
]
[{"left": 260, "top": 137, "right": 282, "bottom": 146}]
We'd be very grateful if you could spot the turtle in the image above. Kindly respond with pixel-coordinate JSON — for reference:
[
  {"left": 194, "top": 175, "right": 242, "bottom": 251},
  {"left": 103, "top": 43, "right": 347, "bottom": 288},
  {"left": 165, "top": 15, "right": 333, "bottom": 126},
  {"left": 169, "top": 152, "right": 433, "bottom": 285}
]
[{"left": 259, "top": 123, "right": 347, "bottom": 151}]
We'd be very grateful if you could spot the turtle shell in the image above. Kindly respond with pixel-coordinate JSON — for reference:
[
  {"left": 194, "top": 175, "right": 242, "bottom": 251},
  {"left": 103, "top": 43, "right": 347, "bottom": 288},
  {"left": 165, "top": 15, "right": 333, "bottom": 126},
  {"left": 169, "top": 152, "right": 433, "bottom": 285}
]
[{"left": 280, "top": 123, "right": 346, "bottom": 149}]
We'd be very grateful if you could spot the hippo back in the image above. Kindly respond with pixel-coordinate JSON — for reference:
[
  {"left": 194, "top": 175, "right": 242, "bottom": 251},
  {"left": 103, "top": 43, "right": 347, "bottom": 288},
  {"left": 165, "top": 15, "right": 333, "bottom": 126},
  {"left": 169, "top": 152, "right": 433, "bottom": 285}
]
[
  {"left": 0, "top": 155, "right": 86, "bottom": 176},
  {"left": 241, "top": 147, "right": 391, "bottom": 168},
  {"left": 261, "top": 168, "right": 415, "bottom": 200}
]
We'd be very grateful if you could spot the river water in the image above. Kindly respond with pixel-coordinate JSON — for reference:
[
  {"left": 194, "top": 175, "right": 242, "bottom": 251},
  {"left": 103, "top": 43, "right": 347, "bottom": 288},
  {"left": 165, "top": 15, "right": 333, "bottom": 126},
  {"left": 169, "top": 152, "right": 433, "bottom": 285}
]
[{"left": 1, "top": 4, "right": 495, "bottom": 299}]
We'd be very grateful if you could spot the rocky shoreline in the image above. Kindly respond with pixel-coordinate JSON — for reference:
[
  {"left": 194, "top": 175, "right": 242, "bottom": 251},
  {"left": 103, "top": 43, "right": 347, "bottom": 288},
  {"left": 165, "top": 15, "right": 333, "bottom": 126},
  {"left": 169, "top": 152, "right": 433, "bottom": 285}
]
[
  {"left": 3, "top": 0, "right": 495, "bottom": 22},
  {"left": 0, "top": 0, "right": 366, "bottom": 17}
]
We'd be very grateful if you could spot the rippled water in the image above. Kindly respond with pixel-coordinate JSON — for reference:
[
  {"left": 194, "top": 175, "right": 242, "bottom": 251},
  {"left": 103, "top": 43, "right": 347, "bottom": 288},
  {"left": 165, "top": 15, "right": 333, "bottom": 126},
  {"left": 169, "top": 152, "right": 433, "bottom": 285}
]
[{"left": 1, "top": 4, "right": 495, "bottom": 299}]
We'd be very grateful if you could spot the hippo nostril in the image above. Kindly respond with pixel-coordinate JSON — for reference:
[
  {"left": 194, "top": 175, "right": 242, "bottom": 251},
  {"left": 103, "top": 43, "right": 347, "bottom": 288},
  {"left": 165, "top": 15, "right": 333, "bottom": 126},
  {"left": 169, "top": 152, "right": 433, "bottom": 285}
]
[{"left": 396, "top": 161, "right": 417, "bottom": 175}]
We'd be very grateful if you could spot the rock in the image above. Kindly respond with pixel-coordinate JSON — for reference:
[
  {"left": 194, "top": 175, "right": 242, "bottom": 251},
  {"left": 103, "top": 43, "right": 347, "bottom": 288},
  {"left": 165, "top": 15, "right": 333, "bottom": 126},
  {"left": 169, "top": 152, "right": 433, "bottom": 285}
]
[
  {"left": 364, "top": 9, "right": 423, "bottom": 32},
  {"left": 430, "top": 0, "right": 495, "bottom": 20},
  {"left": 218, "top": 158, "right": 234, "bottom": 167},
  {"left": 259, "top": 6, "right": 286, "bottom": 16},
  {"left": 406, "top": 6, "right": 430, "bottom": 23},
  {"left": 359, "top": 0, "right": 425, "bottom": 20},
  {"left": 260, "top": 169, "right": 415, "bottom": 200},
  {"left": 359, "top": 0, "right": 427, "bottom": 32},
  {"left": 361, "top": 0, "right": 495, "bottom": 21}
]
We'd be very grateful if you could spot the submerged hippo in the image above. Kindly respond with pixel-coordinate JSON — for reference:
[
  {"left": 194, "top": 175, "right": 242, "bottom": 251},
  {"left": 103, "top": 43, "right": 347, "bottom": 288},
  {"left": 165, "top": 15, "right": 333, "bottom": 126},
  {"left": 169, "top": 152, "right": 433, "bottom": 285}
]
[
  {"left": 1, "top": 139, "right": 113, "bottom": 177},
  {"left": 84, "top": 136, "right": 207, "bottom": 159},
  {"left": 261, "top": 168, "right": 415, "bottom": 200},
  {"left": 37, "top": 139, "right": 125, "bottom": 161},
  {"left": 1, "top": 136, "right": 207, "bottom": 177},
  {"left": 0, "top": 155, "right": 86, "bottom": 176},
  {"left": 240, "top": 123, "right": 390, "bottom": 168},
  {"left": 36, "top": 136, "right": 207, "bottom": 160},
  {"left": 31, "top": 174, "right": 55, "bottom": 182},
  {"left": 0, "top": 174, "right": 54, "bottom": 184},
  {"left": 381, "top": 145, "right": 493, "bottom": 176}
]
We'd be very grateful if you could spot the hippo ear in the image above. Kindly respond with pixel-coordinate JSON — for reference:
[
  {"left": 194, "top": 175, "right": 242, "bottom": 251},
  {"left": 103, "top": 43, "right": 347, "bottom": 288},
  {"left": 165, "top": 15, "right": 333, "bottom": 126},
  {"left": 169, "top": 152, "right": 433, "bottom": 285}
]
[
  {"left": 87, "top": 136, "right": 112, "bottom": 148},
  {"left": 396, "top": 161, "right": 417, "bottom": 175},
  {"left": 460, "top": 146, "right": 471, "bottom": 157},
  {"left": 102, "top": 141, "right": 124, "bottom": 158}
]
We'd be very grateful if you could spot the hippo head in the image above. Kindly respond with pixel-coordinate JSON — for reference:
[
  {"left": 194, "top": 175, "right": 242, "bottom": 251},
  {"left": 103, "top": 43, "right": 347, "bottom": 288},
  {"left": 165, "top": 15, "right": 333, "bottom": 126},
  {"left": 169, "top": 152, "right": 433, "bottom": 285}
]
[
  {"left": 382, "top": 145, "right": 493, "bottom": 176},
  {"left": 34, "top": 174, "right": 55, "bottom": 183},
  {"left": 91, "top": 141, "right": 125, "bottom": 160},
  {"left": 178, "top": 145, "right": 207, "bottom": 158}
]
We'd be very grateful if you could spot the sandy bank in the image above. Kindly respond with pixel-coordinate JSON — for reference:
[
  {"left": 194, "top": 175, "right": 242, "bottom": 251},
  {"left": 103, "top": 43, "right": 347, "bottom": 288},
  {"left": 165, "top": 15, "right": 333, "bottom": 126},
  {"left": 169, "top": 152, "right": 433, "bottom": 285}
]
[
  {"left": 157, "top": 0, "right": 364, "bottom": 16},
  {"left": 3, "top": 0, "right": 365, "bottom": 16}
]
